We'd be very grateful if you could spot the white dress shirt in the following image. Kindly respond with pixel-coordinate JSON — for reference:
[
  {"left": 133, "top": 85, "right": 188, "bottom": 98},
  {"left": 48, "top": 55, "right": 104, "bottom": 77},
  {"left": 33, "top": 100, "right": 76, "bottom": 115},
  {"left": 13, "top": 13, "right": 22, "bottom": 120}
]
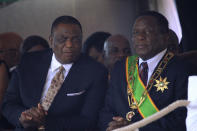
[
  {"left": 138, "top": 49, "right": 167, "bottom": 85},
  {"left": 40, "top": 54, "right": 73, "bottom": 102}
]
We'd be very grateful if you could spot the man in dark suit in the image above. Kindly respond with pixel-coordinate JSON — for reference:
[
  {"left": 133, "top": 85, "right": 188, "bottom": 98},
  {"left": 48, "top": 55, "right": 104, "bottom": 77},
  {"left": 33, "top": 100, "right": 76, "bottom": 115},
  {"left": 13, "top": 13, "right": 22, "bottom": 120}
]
[
  {"left": 2, "top": 16, "right": 108, "bottom": 131},
  {"left": 99, "top": 11, "right": 190, "bottom": 131}
]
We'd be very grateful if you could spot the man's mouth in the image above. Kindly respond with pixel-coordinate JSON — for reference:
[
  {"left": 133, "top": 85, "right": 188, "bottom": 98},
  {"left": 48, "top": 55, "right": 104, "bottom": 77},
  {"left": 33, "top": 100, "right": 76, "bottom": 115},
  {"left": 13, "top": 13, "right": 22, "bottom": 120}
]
[
  {"left": 136, "top": 45, "right": 146, "bottom": 49},
  {"left": 63, "top": 52, "right": 73, "bottom": 56}
]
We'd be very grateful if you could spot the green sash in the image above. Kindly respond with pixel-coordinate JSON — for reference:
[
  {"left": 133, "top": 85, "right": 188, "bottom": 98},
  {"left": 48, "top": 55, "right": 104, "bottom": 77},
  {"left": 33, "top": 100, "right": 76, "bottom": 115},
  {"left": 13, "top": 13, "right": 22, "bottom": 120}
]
[{"left": 126, "top": 56, "right": 159, "bottom": 118}]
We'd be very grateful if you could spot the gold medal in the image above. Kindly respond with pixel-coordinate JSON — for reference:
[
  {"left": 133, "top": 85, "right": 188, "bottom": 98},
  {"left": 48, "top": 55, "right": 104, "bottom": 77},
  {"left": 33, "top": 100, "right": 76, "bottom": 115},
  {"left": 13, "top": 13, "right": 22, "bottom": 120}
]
[
  {"left": 154, "top": 76, "right": 169, "bottom": 93},
  {"left": 125, "top": 53, "right": 173, "bottom": 119},
  {"left": 126, "top": 111, "right": 135, "bottom": 121}
]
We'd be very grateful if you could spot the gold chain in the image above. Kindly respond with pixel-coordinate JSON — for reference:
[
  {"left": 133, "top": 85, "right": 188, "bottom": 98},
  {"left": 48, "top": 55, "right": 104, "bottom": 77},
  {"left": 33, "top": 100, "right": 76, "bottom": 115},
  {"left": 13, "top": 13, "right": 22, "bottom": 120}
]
[{"left": 127, "top": 52, "right": 174, "bottom": 109}]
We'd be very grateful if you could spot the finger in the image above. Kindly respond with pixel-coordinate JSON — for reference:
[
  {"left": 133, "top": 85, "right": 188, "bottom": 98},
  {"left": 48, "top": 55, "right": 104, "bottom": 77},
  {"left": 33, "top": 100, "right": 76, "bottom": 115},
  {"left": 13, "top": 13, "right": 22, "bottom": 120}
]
[
  {"left": 25, "top": 114, "right": 33, "bottom": 120},
  {"left": 108, "top": 121, "right": 122, "bottom": 127},
  {"left": 20, "top": 112, "right": 31, "bottom": 122},
  {"left": 38, "top": 103, "right": 45, "bottom": 113},
  {"left": 19, "top": 114, "right": 31, "bottom": 129},
  {"left": 28, "top": 107, "right": 40, "bottom": 118},
  {"left": 113, "top": 116, "right": 124, "bottom": 122},
  {"left": 108, "top": 121, "right": 117, "bottom": 127},
  {"left": 32, "top": 106, "right": 46, "bottom": 118},
  {"left": 109, "top": 120, "right": 128, "bottom": 128},
  {"left": 20, "top": 111, "right": 41, "bottom": 128},
  {"left": 22, "top": 112, "right": 33, "bottom": 120},
  {"left": 29, "top": 107, "right": 46, "bottom": 125},
  {"left": 38, "top": 103, "right": 42, "bottom": 110},
  {"left": 25, "top": 108, "right": 44, "bottom": 125},
  {"left": 38, "top": 103, "right": 48, "bottom": 116},
  {"left": 27, "top": 113, "right": 43, "bottom": 125}
]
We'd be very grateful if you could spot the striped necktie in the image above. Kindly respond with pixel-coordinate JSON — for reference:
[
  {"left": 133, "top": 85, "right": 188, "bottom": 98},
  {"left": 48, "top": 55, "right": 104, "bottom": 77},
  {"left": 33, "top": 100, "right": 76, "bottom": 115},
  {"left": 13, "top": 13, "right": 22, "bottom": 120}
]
[{"left": 139, "top": 62, "right": 148, "bottom": 86}]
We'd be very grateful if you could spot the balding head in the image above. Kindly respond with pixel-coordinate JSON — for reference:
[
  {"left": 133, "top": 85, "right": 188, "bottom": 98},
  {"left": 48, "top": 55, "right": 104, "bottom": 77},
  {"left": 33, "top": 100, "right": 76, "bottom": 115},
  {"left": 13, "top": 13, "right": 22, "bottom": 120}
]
[
  {"left": 0, "top": 32, "right": 23, "bottom": 68},
  {"left": 104, "top": 34, "right": 131, "bottom": 71}
]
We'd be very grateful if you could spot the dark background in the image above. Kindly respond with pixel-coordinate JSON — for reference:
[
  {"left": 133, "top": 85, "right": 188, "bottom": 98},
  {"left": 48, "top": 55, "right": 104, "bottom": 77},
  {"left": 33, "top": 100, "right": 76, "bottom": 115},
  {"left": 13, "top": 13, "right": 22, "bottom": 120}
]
[{"left": 176, "top": 0, "right": 197, "bottom": 52}]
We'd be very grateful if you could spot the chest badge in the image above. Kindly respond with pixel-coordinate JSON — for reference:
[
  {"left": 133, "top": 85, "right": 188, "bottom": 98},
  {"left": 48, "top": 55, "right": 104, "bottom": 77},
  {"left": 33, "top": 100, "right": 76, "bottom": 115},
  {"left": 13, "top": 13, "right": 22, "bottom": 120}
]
[{"left": 154, "top": 76, "right": 169, "bottom": 93}]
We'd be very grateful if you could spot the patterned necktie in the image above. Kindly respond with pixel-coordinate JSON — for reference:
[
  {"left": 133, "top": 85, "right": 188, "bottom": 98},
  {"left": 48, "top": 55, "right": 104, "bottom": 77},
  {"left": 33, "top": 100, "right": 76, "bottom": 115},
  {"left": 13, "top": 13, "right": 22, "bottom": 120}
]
[
  {"left": 41, "top": 66, "right": 65, "bottom": 111},
  {"left": 139, "top": 62, "right": 148, "bottom": 86}
]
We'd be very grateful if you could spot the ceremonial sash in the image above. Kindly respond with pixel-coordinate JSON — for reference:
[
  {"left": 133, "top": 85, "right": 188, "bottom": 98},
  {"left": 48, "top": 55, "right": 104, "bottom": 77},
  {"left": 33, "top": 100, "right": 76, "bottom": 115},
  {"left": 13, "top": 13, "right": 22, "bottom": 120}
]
[{"left": 126, "top": 56, "right": 159, "bottom": 118}]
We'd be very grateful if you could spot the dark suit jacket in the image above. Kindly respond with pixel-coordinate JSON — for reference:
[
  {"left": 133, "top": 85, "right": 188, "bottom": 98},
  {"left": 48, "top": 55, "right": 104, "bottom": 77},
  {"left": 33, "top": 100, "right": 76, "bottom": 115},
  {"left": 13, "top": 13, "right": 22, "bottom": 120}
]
[
  {"left": 2, "top": 49, "right": 108, "bottom": 131},
  {"left": 99, "top": 53, "right": 190, "bottom": 131}
]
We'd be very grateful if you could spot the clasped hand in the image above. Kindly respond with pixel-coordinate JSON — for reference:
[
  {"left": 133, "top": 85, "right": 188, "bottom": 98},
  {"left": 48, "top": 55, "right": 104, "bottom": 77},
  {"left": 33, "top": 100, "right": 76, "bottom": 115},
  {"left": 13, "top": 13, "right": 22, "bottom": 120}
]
[
  {"left": 106, "top": 116, "right": 130, "bottom": 131},
  {"left": 19, "top": 103, "right": 47, "bottom": 128}
]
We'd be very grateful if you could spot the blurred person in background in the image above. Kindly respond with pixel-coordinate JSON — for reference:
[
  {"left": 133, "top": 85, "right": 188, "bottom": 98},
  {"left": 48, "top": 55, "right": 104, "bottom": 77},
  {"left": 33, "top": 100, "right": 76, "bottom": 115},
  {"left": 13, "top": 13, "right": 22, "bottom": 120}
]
[
  {"left": 103, "top": 34, "right": 131, "bottom": 73},
  {"left": 0, "top": 32, "right": 23, "bottom": 71},
  {"left": 20, "top": 35, "right": 49, "bottom": 54},
  {"left": 167, "top": 29, "right": 180, "bottom": 55},
  {"left": 83, "top": 31, "right": 111, "bottom": 64}
]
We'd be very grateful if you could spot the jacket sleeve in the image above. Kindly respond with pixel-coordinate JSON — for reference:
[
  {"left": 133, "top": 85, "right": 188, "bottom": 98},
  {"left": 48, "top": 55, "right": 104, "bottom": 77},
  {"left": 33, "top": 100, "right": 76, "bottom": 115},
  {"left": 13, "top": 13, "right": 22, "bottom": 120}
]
[
  {"left": 2, "top": 69, "right": 26, "bottom": 128},
  {"left": 98, "top": 83, "right": 115, "bottom": 131},
  {"left": 98, "top": 61, "right": 124, "bottom": 131}
]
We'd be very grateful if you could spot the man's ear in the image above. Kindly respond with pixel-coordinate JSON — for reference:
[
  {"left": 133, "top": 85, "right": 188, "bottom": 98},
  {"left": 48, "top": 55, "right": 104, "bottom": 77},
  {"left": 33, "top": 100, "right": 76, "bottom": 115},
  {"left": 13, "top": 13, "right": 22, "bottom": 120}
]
[
  {"left": 166, "top": 32, "right": 170, "bottom": 41},
  {"left": 162, "top": 31, "right": 169, "bottom": 44},
  {"left": 49, "top": 35, "right": 53, "bottom": 48}
]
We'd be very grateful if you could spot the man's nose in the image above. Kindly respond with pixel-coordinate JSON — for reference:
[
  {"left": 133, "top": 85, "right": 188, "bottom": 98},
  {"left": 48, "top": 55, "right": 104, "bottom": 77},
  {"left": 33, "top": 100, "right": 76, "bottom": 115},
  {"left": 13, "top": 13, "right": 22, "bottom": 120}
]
[
  {"left": 117, "top": 51, "right": 126, "bottom": 59},
  {"left": 136, "top": 33, "right": 146, "bottom": 41},
  {"left": 64, "top": 39, "right": 73, "bottom": 48}
]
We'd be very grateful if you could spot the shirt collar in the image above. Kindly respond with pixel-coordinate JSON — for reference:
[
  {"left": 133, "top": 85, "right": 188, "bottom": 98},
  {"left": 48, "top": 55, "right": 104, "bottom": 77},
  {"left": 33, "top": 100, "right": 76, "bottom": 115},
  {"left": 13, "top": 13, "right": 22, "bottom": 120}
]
[
  {"left": 9, "top": 66, "right": 17, "bottom": 72},
  {"left": 139, "top": 49, "right": 167, "bottom": 72},
  {"left": 51, "top": 54, "right": 73, "bottom": 72}
]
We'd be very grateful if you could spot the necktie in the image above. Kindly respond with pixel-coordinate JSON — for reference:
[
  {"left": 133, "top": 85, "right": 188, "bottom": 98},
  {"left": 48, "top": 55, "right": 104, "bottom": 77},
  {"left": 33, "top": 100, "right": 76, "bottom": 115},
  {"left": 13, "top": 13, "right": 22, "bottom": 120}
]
[
  {"left": 139, "top": 62, "right": 148, "bottom": 86},
  {"left": 41, "top": 66, "right": 65, "bottom": 111}
]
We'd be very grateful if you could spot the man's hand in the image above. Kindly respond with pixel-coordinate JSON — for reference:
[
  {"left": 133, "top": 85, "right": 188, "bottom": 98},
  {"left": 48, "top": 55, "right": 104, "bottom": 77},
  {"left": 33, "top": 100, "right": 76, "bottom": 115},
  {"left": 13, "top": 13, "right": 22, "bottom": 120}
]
[
  {"left": 19, "top": 103, "right": 47, "bottom": 128},
  {"left": 106, "top": 116, "right": 130, "bottom": 131}
]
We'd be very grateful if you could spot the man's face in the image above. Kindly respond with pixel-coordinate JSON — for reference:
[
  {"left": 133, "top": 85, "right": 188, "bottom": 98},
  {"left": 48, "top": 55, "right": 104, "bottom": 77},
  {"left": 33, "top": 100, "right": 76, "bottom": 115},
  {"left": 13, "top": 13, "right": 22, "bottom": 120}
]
[
  {"left": 104, "top": 38, "right": 131, "bottom": 70},
  {"left": 132, "top": 16, "right": 168, "bottom": 60},
  {"left": 50, "top": 23, "right": 82, "bottom": 64},
  {"left": 0, "top": 40, "right": 21, "bottom": 68}
]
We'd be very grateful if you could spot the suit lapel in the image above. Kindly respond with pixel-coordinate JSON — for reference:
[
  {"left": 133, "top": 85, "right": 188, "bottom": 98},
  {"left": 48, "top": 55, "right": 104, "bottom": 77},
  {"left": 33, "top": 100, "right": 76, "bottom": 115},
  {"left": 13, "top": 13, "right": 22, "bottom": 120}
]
[
  {"left": 148, "top": 51, "right": 174, "bottom": 86},
  {"left": 48, "top": 54, "right": 87, "bottom": 111},
  {"left": 147, "top": 51, "right": 174, "bottom": 106},
  {"left": 62, "top": 56, "right": 85, "bottom": 93},
  {"left": 31, "top": 50, "right": 53, "bottom": 104}
]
